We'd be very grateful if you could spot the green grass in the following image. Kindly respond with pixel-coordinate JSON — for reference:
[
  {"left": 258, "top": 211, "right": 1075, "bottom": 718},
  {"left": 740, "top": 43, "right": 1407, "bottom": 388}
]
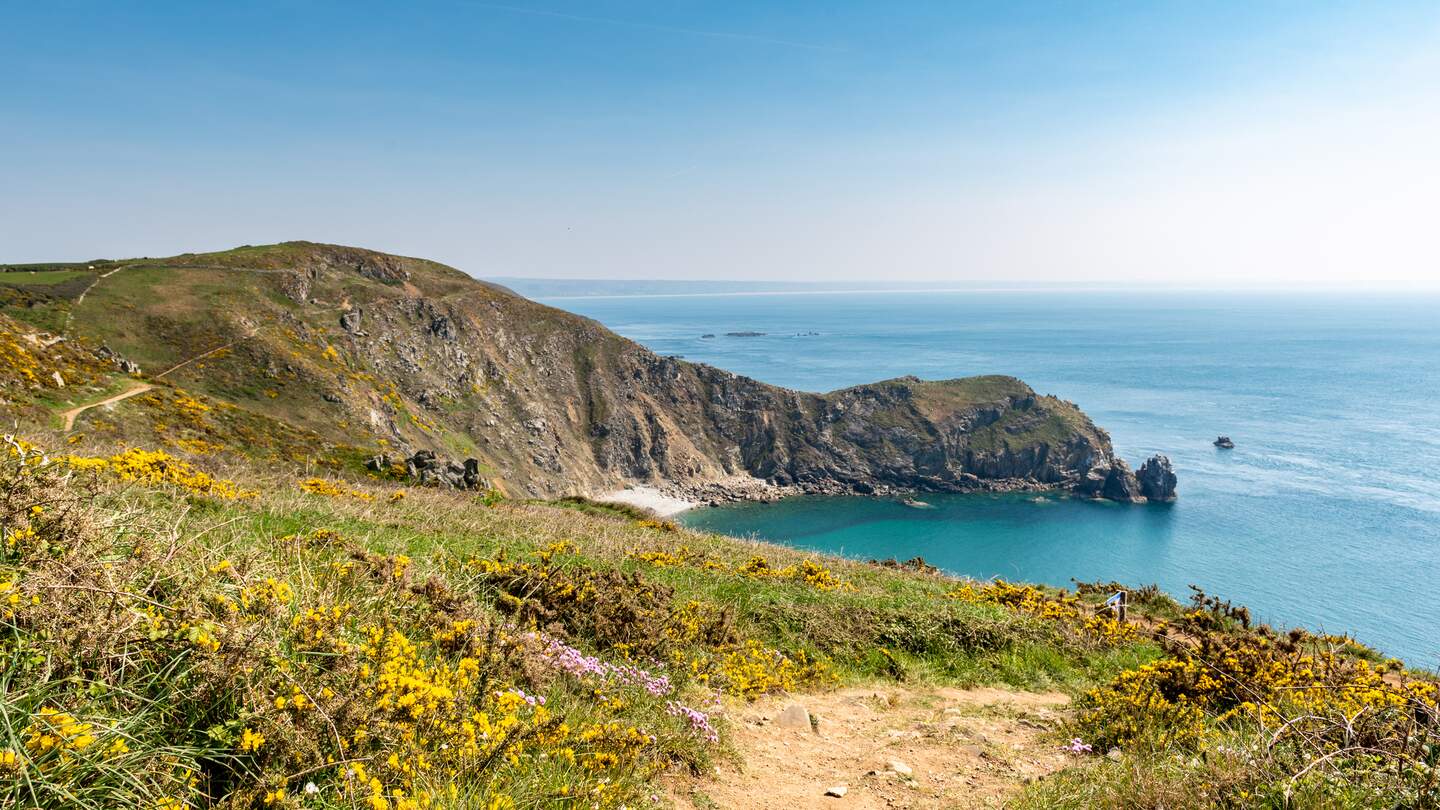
[{"left": 0, "top": 270, "right": 89, "bottom": 287}]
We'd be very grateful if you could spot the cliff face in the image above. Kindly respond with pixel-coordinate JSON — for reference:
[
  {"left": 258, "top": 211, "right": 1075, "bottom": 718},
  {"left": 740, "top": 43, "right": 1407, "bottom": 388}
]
[{"left": 34, "top": 242, "right": 1152, "bottom": 500}]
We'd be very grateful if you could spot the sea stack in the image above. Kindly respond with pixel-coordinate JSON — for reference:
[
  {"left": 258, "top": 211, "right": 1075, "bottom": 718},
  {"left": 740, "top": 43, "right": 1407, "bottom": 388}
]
[{"left": 1137, "top": 455, "right": 1178, "bottom": 501}]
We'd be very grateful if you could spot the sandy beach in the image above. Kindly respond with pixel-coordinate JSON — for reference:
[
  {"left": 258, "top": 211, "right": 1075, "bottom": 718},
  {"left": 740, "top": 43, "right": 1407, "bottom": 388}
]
[{"left": 596, "top": 486, "right": 698, "bottom": 517}]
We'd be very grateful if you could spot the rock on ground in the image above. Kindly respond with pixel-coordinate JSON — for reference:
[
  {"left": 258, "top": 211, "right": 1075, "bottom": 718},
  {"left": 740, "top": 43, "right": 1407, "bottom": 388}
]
[{"left": 776, "top": 703, "right": 812, "bottom": 731}]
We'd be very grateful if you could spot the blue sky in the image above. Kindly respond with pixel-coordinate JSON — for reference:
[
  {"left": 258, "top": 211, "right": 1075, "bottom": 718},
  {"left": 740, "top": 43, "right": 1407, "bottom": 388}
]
[{"left": 4, "top": 1, "right": 1438, "bottom": 285}]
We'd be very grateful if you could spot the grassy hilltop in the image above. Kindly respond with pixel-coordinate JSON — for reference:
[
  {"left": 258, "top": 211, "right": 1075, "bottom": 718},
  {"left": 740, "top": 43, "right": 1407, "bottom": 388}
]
[{"left": 1, "top": 247, "right": 1437, "bottom": 808}]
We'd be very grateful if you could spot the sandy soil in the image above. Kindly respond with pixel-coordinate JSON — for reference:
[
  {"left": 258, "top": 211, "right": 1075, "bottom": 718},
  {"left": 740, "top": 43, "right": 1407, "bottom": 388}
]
[
  {"left": 668, "top": 685, "right": 1075, "bottom": 810},
  {"left": 598, "top": 486, "right": 699, "bottom": 517}
]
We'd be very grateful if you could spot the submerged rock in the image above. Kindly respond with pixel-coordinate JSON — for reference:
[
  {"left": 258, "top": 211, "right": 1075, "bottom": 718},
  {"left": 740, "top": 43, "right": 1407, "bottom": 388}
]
[{"left": 1137, "top": 454, "right": 1178, "bottom": 501}]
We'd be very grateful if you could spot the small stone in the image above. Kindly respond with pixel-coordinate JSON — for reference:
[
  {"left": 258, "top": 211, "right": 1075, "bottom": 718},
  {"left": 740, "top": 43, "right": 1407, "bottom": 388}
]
[
  {"left": 824, "top": 785, "right": 848, "bottom": 798},
  {"left": 960, "top": 744, "right": 985, "bottom": 757},
  {"left": 888, "top": 759, "right": 913, "bottom": 777},
  {"left": 51, "top": 371, "right": 64, "bottom": 387},
  {"left": 776, "top": 703, "right": 811, "bottom": 731}
]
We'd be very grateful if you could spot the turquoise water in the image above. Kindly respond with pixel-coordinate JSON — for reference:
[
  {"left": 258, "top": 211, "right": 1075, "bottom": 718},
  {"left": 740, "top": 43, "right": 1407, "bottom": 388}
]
[{"left": 538, "top": 289, "right": 1440, "bottom": 665}]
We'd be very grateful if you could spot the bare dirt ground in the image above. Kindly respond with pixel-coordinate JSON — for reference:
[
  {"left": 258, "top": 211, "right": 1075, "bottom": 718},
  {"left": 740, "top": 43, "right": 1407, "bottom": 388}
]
[
  {"left": 59, "top": 382, "right": 154, "bottom": 431},
  {"left": 668, "top": 685, "right": 1075, "bottom": 810}
]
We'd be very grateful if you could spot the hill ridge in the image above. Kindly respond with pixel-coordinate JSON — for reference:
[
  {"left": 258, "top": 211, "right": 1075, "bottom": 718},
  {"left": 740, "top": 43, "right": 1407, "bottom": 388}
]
[{"left": 3, "top": 241, "right": 1168, "bottom": 503}]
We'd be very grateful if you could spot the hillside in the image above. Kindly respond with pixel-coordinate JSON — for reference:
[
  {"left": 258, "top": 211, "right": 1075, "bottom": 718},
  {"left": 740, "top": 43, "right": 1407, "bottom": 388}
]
[
  {"left": 0, "top": 435, "right": 1433, "bottom": 808},
  {"left": 0, "top": 242, "right": 1168, "bottom": 503}
]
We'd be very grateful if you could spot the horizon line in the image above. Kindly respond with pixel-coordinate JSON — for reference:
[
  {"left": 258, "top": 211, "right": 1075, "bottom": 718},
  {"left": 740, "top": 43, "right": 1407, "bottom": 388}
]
[{"left": 489, "top": 280, "right": 1440, "bottom": 300}]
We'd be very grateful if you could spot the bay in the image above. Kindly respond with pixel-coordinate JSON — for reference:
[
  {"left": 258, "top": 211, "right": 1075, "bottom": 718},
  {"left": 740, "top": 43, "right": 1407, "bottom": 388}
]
[{"left": 530, "top": 287, "right": 1440, "bottom": 665}]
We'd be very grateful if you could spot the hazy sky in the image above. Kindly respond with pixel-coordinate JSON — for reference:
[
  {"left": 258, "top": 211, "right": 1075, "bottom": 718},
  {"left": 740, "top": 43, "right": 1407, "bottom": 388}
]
[{"left": 4, "top": 1, "right": 1439, "bottom": 286}]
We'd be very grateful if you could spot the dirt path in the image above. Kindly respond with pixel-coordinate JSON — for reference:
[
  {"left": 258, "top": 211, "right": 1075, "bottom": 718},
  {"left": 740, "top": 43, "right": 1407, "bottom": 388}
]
[
  {"left": 60, "top": 382, "right": 155, "bottom": 432},
  {"left": 65, "top": 264, "right": 132, "bottom": 332},
  {"left": 669, "top": 685, "right": 1074, "bottom": 810},
  {"left": 153, "top": 326, "right": 259, "bottom": 380}
]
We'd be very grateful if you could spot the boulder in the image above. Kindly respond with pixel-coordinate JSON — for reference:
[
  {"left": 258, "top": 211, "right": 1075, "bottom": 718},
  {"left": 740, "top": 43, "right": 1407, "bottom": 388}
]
[
  {"left": 96, "top": 344, "right": 142, "bottom": 374},
  {"left": 776, "top": 703, "right": 812, "bottom": 731},
  {"left": 339, "top": 309, "right": 363, "bottom": 333},
  {"left": 1137, "top": 454, "right": 1178, "bottom": 501},
  {"left": 404, "top": 450, "right": 484, "bottom": 490}
]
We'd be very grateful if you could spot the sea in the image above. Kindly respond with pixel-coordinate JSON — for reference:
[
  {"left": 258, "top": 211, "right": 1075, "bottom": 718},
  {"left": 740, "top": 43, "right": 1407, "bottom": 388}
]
[{"left": 513, "top": 284, "right": 1440, "bottom": 666}]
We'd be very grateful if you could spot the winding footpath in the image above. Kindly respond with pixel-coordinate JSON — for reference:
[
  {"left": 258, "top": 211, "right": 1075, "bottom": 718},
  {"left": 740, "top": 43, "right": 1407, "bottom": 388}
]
[
  {"left": 53, "top": 260, "right": 265, "bottom": 431},
  {"left": 64, "top": 264, "right": 132, "bottom": 333},
  {"left": 60, "top": 382, "right": 154, "bottom": 432},
  {"left": 152, "top": 329, "right": 256, "bottom": 380}
]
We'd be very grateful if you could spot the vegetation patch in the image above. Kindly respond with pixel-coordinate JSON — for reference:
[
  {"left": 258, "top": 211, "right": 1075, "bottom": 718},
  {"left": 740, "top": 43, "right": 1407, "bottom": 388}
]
[
  {"left": 0, "top": 441, "right": 721, "bottom": 809},
  {"left": 58, "top": 446, "right": 257, "bottom": 500},
  {"left": 1017, "top": 590, "right": 1440, "bottom": 807}
]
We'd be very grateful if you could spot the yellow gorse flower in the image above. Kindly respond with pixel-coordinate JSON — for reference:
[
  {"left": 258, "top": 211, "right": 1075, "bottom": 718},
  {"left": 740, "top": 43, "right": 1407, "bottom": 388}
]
[{"left": 60, "top": 448, "right": 255, "bottom": 499}]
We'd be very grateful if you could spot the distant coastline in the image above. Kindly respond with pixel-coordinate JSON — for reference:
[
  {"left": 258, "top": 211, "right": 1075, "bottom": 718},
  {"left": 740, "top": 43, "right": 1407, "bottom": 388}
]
[{"left": 486, "top": 277, "right": 1440, "bottom": 300}]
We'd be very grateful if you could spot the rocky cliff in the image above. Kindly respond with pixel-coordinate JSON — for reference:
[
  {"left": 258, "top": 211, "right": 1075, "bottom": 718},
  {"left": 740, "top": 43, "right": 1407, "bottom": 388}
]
[{"left": 10, "top": 242, "right": 1167, "bottom": 502}]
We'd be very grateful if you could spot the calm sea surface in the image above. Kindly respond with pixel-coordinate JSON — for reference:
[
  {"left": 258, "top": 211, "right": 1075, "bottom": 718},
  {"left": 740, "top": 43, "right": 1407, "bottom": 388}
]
[{"left": 537, "top": 289, "right": 1440, "bottom": 665}]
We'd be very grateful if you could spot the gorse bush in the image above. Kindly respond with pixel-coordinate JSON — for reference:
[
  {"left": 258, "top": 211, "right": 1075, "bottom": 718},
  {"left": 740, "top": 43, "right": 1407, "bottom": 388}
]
[
  {"left": 630, "top": 545, "right": 856, "bottom": 592},
  {"left": 947, "top": 579, "right": 1139, "bottom": 648},
  {"left": 461, "top": 546, "right": 834, "bottom": 698},
  {"left": 60, "top": 446, "right": 257, "bottom": 499},
  {"left": 1051, "top": 601, "right": 1440, "bottom": 806}
]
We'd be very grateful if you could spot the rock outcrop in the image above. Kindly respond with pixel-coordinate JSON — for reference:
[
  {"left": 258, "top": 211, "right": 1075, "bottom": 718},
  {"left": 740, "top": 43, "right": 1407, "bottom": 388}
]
[
  {"left": 401, "top": 450, "right": 483, "bottom": 489},
  {"left": 95, "top": 344, "right": 142, "bottom": 375},
  {"left": 1137, "top": 454, "right": 1178, "bottom": 502}
]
